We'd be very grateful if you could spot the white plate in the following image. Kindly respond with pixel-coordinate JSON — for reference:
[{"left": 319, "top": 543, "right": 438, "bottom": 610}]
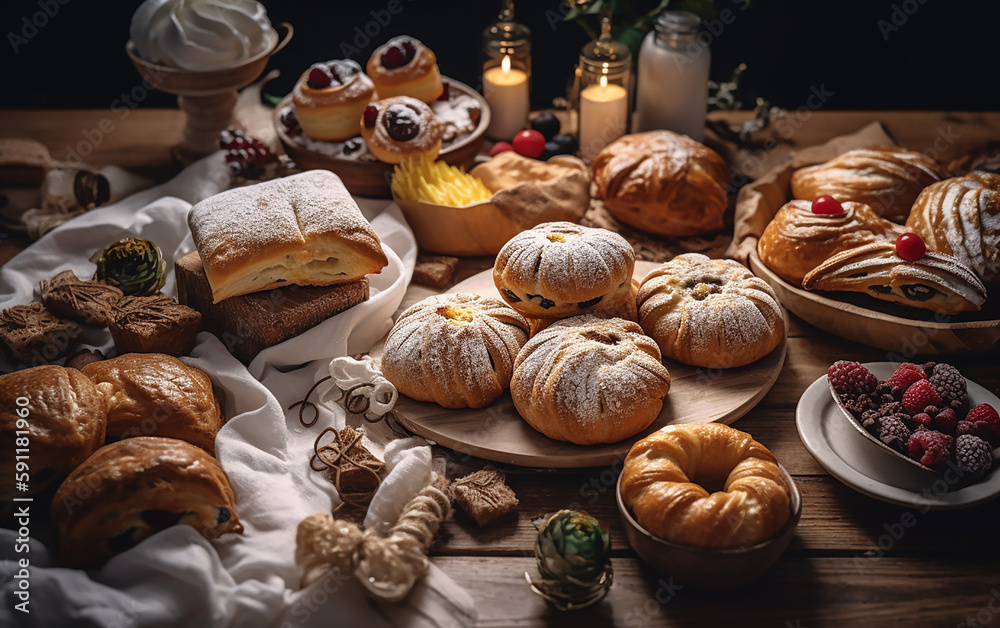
[{"left": 796, "top": 362, "right": 1000, "bottom": 509}]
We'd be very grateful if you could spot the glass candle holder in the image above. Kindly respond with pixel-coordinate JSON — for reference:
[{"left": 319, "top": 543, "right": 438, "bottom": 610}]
[
  {"left": 482, "top": 0, "right": 532, "bottom": 139},
  {"left": 576, "top": 16, "right": 631, "bottom": 161}
]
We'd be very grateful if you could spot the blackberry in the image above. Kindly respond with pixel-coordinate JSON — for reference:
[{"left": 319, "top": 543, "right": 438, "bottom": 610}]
[
  {"left": 877, "top": 416, "right": 911, "bottom": 454},
  {"left": 927, "top": 363, "right": 968, "bottom": 410},
  {"left": 827, "top": 361, "right": 878, "bottom": 396},
  {"left": 955, "top": 434, "right": 992, "bottom": 478}
]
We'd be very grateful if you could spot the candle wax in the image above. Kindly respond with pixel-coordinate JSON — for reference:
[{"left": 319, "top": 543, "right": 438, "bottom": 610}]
[
  {"left": 579, "top": 82, "right": 628, "bottom": 161},
  {"left": 483, "top": 66, "right": 529, "bottom": 140}
]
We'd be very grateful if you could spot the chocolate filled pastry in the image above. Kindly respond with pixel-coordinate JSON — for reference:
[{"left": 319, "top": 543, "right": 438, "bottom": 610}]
[
  {"left": 493, "top": 222, "right": 635, "bottom": 319},
  {"left": 188, "top": 170, "right": 388, "bottom": 303},
  {"left": 905, "top": 172, "right": 1000, "bottom": 283},
  {"left": 366, "top": 36, "right": 444, "bottom": 103},
  {"left": 590, "top": 130, "right": 731, "bottom": 237},
  {"left": 38, "top": 270, "right": 124, "bottom": 326},
  {"left": 0, "top": 365, "right": 107, "bottom": 508},
  {"left": 381, "top": 293, "right": 529, "bottom": 409},
  {"left": 790, "top": 147, "right": 950, "bottom": 223},
  {"left": 81, "top": 352, "right": 223, "bottom": 453},
  {"left": 108, "top": 293, "right": 202, "bottom": 356},
  {"left": 0, "top": 302, "right": 81, "bottom": 365},
  {"left": 360, "top": 96, "right": 444, "bottom": 164},
  {"left": 510, "top": 315, "right": 671, "bottom": 445},
  {"left": 52, "top": 436, "right": 243, "bottom": 568},
  {"left": 293, "top": 59, "right": 376, "bottom": 141},
  {"left": 757, "top": 200, "right": 905, "bottom": 285},
  {"left": 802, "top": 241, "right": 987, "bottom": 315}
]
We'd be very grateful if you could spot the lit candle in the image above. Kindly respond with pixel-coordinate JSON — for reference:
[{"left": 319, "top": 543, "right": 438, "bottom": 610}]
[
  {"left": 579, "top": 75, "right": 628, "bottom": 161},
  {"left": 483, "top": 55, "right": 530, "bottom": 140}
]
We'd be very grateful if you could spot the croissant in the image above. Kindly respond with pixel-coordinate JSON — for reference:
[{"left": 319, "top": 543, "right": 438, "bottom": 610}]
[
  {"left": 620, "top": 424, "right": 791, "bottom": 548},
  {"left": 791, "top": 147, "right": 949, "bottom": 223},
  {"left": 802, "top": 242, "right": 987, "bottom": 315},
  {"left": 905, "top": 172, "right": 1000, "bottom": 283}
]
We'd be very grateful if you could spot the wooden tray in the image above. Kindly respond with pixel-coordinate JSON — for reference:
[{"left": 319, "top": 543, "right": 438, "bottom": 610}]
[
  {"left": 748, "top": 248, "right": 1000, "bottom": 355},
  {"left": 390, "top": 261, "right": 787, "bottom": 468},
  {"left": 274, "top": 77, "right": 489, "bottom": 198}
]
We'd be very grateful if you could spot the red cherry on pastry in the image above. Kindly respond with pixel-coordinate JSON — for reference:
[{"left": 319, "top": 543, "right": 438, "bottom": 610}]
[
  {"left": 307, "top": 65, "right": 335, "bottom": 89},
  {"left": 895, "top": 233, "right": 927, "bottom": 261},
  {"left": 811, "top": 195, "right": 844, "bottom": 215},
  {"left": 382, "top": 41, "right": 416, "bottom": 69},
  {"left": 363, "top": 105, "right": 378, "bottom": 128},
  {"left": 489, "top": 141, "right": 514, "bottom": 157},
  {"left": 512, "top": 130, "right": 546, "bottom": 159}
]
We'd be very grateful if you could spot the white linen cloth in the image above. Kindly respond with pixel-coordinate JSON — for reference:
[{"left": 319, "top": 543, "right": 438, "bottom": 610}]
[{"left": 0, "top": 154, "right": 476, "bottom": 628}]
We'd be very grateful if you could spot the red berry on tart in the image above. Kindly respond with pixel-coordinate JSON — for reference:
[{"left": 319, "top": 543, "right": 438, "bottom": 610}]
[
  {"left": 292, "top": 58, "right": 376, "bottom": 141},
  {"left": 895, "top": 232, "right": 926, "bottom": 261},
  {"left": 810, "top": 195, "right": 844, "bottom": 215},
  {"left": 366, "top": 36, "right": 444, "bottom": 103}
]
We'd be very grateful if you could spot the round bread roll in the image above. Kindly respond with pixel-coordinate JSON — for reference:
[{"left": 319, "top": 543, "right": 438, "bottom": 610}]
[
  {"left": 620, "top": 423, "right": 791, "bottom": 548},
  {"left": 638, "top": 253, "right": 784, "bottom": 369},
  {"left": 510, "top": 315, "right": 671, "bottom": 445},
  {"left": 905, "top": 172, "right": 1000, "bottom": 283},
  {"left": 381, "top": 293, "right": 529, "bottom": 409},
  {"left": 591, "top": 130, "right": 730, "bottom": 236},
  {"left": 52, "top": 436, "right": 243, "bottom": 568},
  {"left": 81, "top": 353, "right": 222, "bottom": 453},
  {"left": 0, "top": 365, "right": 107, "bottom": 508},
  {"left": 493, "top": 222, "right": 635, "bottom": 319},
  {"left": 790, "top": 146, "right": 950, "bottom": 223},
  {"left": 757, "top": 199, "right": 904, "bottom": 285}
]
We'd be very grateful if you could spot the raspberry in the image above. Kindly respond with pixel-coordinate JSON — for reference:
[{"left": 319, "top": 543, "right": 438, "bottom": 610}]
[
  {"left": 886, "top": 363, "right": 926, "bottom": 391},
  {"left": 907, "top": 429, "right": 954, "bottom": 470},
  {"left": 965, "top": 404, "right": 1000, "bottom": 439},
  {"left": 955, "top": 434, "right": 992, "bottom": 478},
  {"left": 933, "top": 407, "right": 959, "bottom": 434},
  {"left": 877, "top": 416, "right": 912, "bottom": 454},
  {"left": 828, "top": 361, "right": 878, "bottom": 397},
  {"left": 912, "top": 412, "right": 932, "bottom": 428},
  {"left": 902, "top": 380, "right": 943, "bottom": 414},
  {"left": 927, "top": 363, "right": 968, "bottom": 410}
]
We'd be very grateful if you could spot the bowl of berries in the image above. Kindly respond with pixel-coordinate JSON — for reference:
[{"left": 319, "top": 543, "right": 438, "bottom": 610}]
[{"left": 827, "top": 360, "right": 998, "bottom": 483}]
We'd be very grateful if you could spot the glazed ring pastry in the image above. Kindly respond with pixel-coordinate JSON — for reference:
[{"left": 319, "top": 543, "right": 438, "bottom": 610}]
[
  {"left": 637, "top": 253, "right": 784, "bottom": 369},
  {"left": 381, "top": 293, "right": 529, "bottom": 409},
  {"left": 620, "top": 423, "right": 791, "bottom": 548},
  {"left": 361, "top": 96, "right": 444, "bottom": 164},
  {"left": 510, "top": 315, "right": 671, "bottom": 445},
  {"left": 81, "top": 352, "right": 223, "bottom": 454},
  {"left": 0, "top": 365, "right": 106, "bottom": 507},
  {"left": 292, "top": 59, "right": 376, "bottom": 141},
  {"left": 790, "top": 146, "right": 950, "bottom": 223},
  {"left": 757, "top": 199, "right": 904, "bottom": 285},
  {"left": 366, "top": 36, "right": 444, "bottom": 103},
  {"left": 493, "top": 222, "right": 635, "bottom": 319},
  {"left": 51, "top": 436, "right": 243, "bottom": 568}
]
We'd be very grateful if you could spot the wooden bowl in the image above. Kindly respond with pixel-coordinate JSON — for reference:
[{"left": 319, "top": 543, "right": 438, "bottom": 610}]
[
  {"left": 274, "top": 78, "right": 490, "bottom": 198},
  {"left": 616, "top": 465, "right": 801, "bottom": 589},
  {"left": 394, "top": 197, "right": 521, "bottom": 256},
  {"left": 748, "top": 248, "right": 1000, "bottom": 355}
]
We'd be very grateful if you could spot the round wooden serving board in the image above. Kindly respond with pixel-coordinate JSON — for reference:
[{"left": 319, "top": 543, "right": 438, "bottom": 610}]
[
  {"left": 390, "top": 261, "right": 787, "bottom": 468},
  {"left": 748, "top": 248, "right": 1000, "bottom": 355}
]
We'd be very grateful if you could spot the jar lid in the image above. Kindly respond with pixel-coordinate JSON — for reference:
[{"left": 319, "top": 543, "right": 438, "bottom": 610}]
[
  {"left": 579, "top": 33, "right": 631, "bottom": 71},
  {"left": 483, "top": 19, "right": 532, "bottom": 47},
  {"left": 654, "top": 10, "right": 701, "bottom": 35}
]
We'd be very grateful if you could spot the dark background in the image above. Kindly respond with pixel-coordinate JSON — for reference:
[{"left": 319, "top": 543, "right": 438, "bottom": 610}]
[{"left": 1, "top": 0, "right": 998, "bottom": 114}]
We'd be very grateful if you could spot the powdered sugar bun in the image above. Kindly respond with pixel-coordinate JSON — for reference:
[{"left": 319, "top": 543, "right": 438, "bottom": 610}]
[
  {"left": 380, "top": 293, "right": 529, "bottom": 409},
  {"left": 360, "top": 96, "right": 443, "bottom": 164},
  {"left": 493, "top": 222, "right": 635, "bottom": 319},
  {"left": 510, "top": 314, "right": 671, "bottom": 445},
  {"left": 638, "top": 253, "right": 784, "bottom": 369}
]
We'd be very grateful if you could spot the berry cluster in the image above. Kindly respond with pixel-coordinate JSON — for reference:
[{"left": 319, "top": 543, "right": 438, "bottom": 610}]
[
  {"left": 220, "top": 127, "right": 271, "bottom": 177},
  {"left": 827, "top": 360, "right": 997, "bottom": 479},
  {"left": 489, "top": 113, "right": 578, "bottom": 161}
]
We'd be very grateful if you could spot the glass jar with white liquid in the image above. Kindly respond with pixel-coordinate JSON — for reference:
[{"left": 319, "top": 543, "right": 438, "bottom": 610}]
[{"left": 634, "top": 11, "right": 710, "bottom": 141}]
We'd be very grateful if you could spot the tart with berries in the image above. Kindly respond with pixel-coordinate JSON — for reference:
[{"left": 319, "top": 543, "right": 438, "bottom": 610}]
[
  {"left": 365, "top": 36, "right": 443, "bottom": 103},
  {"left": 292, "top": 59, "right": 376, "bottom": 141}
]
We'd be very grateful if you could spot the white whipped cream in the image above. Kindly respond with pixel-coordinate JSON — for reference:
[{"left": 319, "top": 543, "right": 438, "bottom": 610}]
[{"left": 130, "top": 0, "right": 276, "bottom": 71}]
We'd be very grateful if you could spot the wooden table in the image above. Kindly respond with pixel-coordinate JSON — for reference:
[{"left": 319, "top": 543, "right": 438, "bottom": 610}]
[{"left": 2, "top": 110, "right": 999, "bottom": 627}]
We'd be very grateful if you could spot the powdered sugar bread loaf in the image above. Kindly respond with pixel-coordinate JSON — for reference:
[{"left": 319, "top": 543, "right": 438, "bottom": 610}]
[
  {"left": 188, "top": 170, "right": 388, "bottom": 303},
  {"left": 381, "top": 293, "right": 529, "bottom": 409},
  {"left": 905, "top": 172, "right": 1000, "bottom": 283},
  {"left": 638, "top": 253, "right": 784, "bottom": 369},
  {"left": 493, "top": 222, "right": 635, "bottom": 319},
  {"left": 510, "top": 315, "right": 671, "bottom": 445}
]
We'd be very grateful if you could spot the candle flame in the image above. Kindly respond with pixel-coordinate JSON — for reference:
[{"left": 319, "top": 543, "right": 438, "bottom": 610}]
[
  {"left": 599, "top": 74, "right": 608, "bottom": 88},
  {"left": 502, "top": 55, "right": 511, "bottom": 72}
]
